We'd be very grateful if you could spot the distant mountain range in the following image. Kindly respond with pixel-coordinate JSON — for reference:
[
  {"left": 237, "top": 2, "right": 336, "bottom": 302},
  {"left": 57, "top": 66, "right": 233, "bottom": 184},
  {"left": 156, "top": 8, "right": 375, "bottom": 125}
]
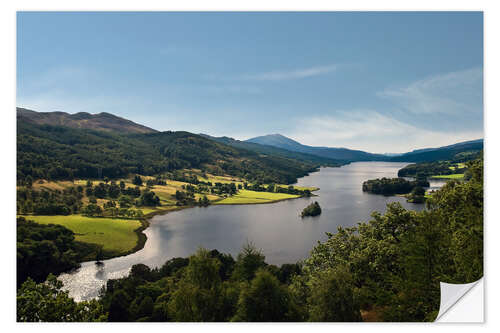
[
  {"left": 17, "top": 107, "right": 157, "bottom": 134},
  {"left": 17, "top": 107, "right": 483, "bottom": 165},
  {"left": 200, "top": 134, "right": 345, "bottom": 166},
  {"left": 245, "top": 134, "right": 387, "bottom": 161},
  {"left": 245, "top": 133, "right": 483, "bottom": 163}
]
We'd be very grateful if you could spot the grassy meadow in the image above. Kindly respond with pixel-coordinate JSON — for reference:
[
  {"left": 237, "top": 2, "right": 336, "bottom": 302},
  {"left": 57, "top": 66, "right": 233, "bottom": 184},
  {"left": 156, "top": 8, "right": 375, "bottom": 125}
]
[
  {"left": 20, "top": 215, "right": 142, "bottom": 256},
  {"left": 215, "top": 189, "right": 300, "bottom": 205},
  {"left": 430, "top": 173, "right": 465, "bottom": 179}
]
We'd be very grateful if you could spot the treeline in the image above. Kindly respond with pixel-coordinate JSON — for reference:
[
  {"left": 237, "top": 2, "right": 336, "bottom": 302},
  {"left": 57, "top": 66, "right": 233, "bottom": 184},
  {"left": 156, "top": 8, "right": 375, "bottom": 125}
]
[
  {"left": 17, "top": 186, "right": 84, "bottom": 215},
  {"left": 17, "top": 157, "right": 483, "bottom": 322},
  {"left": 17, "top": 180, "right": 161, "bottom": 217},
  {"left": 244, "top": 183, "right": 312, "bottom": 197},
  {"left": 398, "top": 162, "right": 460, "bottom": 178},
  {"left": 362, "top": 177, "right": 429, "bottom": 196},
  {"left": 164, "top": 171, "right": 211, "bottom": 186},
  {"left": 398, "top": 150, "right": 482, "bottom": 178},
  {"left": 17, "top": 121, "right": 321, "bottom": 186}
]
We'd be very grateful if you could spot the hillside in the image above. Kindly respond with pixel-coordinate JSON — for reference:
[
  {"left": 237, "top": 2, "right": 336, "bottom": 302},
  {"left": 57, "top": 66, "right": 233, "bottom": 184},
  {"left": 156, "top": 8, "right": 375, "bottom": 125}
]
[
  {"left": 17, "top": 119, "right": 322, "bottom": 185},
  {"left": 201, "top": 134, "right": 345, "bottom": 166},
  {"left": 17, "top": 107, "right": 157, "bottom": 134},
  {"left": 390, "top": 139, "right": 483, "bottom": 162},
  {"left": 246, "top": 134, "right": 386, "bottom": 161}
]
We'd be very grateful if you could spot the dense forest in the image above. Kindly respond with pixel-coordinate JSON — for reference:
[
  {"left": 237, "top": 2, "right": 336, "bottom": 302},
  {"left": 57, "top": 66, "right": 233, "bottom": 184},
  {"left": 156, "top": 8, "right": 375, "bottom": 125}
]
[
  {"left": 389, "top": 140, "right": 483, "bottom": 163},
  {"left": 362, "top": 177, "right": 429, "bottom": 196},
  {"left": 16, "top": 217, "right": 98, "bottom": 286},
  {"left": 17, "top": 157, "right": 483, "bottom": 322},
  {"left": 17, "top": 120, "right": 324, "bottom": 186},
  {"left": 398, "top": 150, "right": 482, "bottom": 178}
]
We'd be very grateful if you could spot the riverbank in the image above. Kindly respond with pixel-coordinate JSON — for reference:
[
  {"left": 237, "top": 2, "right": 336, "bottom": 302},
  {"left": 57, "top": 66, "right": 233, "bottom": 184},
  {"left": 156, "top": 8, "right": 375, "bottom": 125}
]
[
  {"left": 22, "top": 186, "right": 319, "bottom": 265},
  {"left": 130, "top": 188, "right": 319, "bottom": 255}
]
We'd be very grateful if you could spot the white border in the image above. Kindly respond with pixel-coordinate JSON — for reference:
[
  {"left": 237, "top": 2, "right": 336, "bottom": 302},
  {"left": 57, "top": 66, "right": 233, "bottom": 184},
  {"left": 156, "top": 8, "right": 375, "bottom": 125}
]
[{"left": 2, "top": 1, "right": 498, "bottom": 332}]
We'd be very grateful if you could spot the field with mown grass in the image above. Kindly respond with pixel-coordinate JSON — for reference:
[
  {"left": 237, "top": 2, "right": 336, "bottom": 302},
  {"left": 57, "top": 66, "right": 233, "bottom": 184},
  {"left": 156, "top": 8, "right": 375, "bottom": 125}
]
[
  {"left": 20, "top": 215, "right": 142, "bottom": 256},
  {"left": 430, "top": 174, "right": 465, "bottom": 179},
  {"left": 215, "top": 189, "right": 299, "bottom": 205}
]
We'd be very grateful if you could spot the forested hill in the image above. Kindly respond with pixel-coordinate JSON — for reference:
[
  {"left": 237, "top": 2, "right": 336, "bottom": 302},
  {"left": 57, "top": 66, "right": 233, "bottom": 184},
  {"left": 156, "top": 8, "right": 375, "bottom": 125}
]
[
  {"left": 246, "top": 134, "right": 386, "bottom": 161},
  {"left": 17, "top": 119, "right": 322, "bottom": 185},
  {"left": 17, "top": 107, "right": 157, "bottom": 134},
  {"left": 389, "top": 139, "right": 483, "bottom": 163},
  {"left": 200, "top": 134, "right": 345, "bottom": 166}
]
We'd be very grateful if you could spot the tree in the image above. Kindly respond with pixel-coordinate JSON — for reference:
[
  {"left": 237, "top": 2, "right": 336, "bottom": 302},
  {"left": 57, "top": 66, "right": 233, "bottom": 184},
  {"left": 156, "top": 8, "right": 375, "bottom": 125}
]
[
  {"left": 307, "top": 267, "right": 362, "bottom": 322},
  {"left": 231, "top": 242, "right": 266, "bottom": 281},
  {"left": 301, "top": 201, "right": 321, "bottom": 217},
  {"left": 137, "top": 296, "right": 154, "bottom": 320},
  {"left": 108, "top": 290, "right": 131, "bottom": 322},
  {"left": 137, "top": 189, "right": 160, "bottom": 207},
  {"left": 412, "top": 186, "right": 425, "bottom": 196},
  {"left": 25, "top": 175, "right": 33, "bottom": 188},
  {"left": 118, "top": 195, "right": 133, "bottom": 208},
  {"left": 132, "top": 175, "right": 143, "bottom": 186},
  {"left": 232, "top": 269, "right": 296, "bottom": 321},
  {"left": 167, "top": 248, "right": 224, "bottom": 321},
  {"left": 385, "top": 210, "right": 447, "bottom": 321},
  {"left": 82, "top": 203, "right": 102, "bottom": 217}
]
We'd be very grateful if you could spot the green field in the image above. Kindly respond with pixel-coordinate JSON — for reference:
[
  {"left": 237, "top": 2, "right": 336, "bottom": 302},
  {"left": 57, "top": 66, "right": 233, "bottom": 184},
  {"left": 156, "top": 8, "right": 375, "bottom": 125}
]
[
  {"left": 449, "top": 163, "right": 466, "bottom": 171},
  {"left": 215, "top": 189, "right": 299, "bottom": 205},
  {"left": 276, "top": 184, "right": 319, "bottom": 192},
  {"left": 21, "top": 215, "right": 142, "bottom": 255},
  {"left": 431, "top": 174, "right": 465, "bottom": 179}
]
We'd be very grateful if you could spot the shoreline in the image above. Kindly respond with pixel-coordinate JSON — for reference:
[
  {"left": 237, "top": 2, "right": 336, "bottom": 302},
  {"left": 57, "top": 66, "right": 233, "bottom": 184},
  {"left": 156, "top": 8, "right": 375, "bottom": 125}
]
[{"left": 77, "top": 188, "right": 320, "bottom": 264}]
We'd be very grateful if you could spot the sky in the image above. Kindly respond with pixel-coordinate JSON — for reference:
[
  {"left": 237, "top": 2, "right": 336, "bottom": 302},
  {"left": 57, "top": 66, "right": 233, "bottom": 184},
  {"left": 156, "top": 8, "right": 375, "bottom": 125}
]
[{"left": 17, "top": 12, "right": 483, "bottom": 153}]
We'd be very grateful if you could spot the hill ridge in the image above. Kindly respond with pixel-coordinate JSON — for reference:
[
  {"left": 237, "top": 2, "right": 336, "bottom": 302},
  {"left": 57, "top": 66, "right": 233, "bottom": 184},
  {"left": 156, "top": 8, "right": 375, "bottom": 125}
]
[{"left": 17, "top": 107, "right": 157, "bottom": 134}]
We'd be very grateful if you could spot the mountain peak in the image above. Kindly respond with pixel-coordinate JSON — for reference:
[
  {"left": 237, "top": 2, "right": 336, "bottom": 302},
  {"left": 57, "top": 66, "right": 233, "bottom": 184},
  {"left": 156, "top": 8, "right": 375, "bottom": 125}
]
[
  {"left": 17, "top": 107, "right": 157, "bottom": 134},
  {"left": 247, "top": 133, "right": 302, "bottom": 145},
  {"left": 245, "top": 133, "right": 385, "bottom": 161}
]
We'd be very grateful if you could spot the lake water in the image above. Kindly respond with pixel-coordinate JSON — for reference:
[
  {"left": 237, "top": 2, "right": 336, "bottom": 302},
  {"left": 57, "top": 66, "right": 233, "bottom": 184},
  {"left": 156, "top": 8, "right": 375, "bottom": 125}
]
[{"left": 59, "top": 162, "right": 441, "bottom": 301}]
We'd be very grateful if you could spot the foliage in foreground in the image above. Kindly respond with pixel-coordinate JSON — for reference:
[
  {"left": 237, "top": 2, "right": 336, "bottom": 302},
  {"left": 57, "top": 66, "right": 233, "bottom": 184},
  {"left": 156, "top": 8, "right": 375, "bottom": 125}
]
[
  {"left": 17, "top": 275, "right": 106, "bottom": 322},
  {"left": 16, "top": 217, "right": 96, "bottom": 286}
]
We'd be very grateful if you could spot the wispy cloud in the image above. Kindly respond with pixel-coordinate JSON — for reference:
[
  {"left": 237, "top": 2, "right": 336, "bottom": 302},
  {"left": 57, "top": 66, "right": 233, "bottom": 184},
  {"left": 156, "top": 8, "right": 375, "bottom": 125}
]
[
  {"left": 240, "top": 64, "right": 338, "bottom": 81},
  {"left": 377, "top": 67, "right": 483, "bottom": 115},
  {"left": 288, "top": 110, "right": 482, "bottom": 153}
]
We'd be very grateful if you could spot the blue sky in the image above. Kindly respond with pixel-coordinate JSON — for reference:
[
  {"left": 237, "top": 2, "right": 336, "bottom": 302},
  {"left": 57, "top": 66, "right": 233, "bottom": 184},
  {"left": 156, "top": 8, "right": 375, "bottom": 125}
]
[{"left": 17, "top": 12, "right": 483, "bottom": 153}]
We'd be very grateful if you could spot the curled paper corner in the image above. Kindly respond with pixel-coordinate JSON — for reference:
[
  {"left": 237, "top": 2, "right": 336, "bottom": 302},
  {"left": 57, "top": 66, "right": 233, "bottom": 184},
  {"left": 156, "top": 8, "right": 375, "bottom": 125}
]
[{"left": 435, "top": 278, "right": 483, "bottom": 322}]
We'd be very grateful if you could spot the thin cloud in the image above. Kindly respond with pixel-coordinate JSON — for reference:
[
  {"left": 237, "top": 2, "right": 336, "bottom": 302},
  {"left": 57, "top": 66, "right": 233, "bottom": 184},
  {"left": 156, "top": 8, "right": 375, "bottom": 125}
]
[
  {"left": 377, "top": 67, "right": 483, "bottom": 115},
  {"left": 241, "top": 64, "right": 338, "bottom": 81},
  {"left": 288, "top": 110, "right": 482, "bottom": 153}
]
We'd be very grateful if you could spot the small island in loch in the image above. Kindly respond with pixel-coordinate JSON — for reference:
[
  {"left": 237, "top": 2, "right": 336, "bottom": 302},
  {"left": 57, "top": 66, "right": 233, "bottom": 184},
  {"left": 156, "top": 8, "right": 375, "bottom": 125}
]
[{"left": 301, "top": 201, "right": 322, "bottom": 218}]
